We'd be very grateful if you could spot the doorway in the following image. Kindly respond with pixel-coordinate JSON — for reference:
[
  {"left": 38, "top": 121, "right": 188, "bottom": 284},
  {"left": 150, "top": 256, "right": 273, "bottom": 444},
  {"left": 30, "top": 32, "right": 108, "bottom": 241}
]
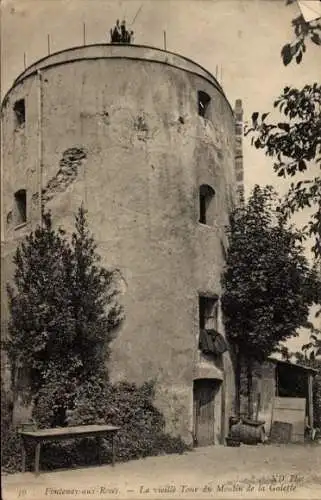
[{"left": 193, "top": 378, "right": 221, "bottom": 447}]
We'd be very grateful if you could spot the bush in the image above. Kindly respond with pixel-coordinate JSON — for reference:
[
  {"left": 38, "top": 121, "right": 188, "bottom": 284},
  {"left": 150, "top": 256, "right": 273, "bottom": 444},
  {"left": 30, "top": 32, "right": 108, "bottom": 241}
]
[
  {"left": 1, "top": 382, "right": 13, "bottom": 446},
  {"left": 31, "top": 378, "right": 190, "bottom": 471},
  {"left": 32, "top": 377, "right": 76, "bottom": 428},
  {"left": 1, "top": 382, "right": 22, "bottom": 473},
  {"left": 1, "top": 427, "right": 22, "bottom": 473},
  {"left": 67, "top": 379, "right": 190, "bottom": 460}
]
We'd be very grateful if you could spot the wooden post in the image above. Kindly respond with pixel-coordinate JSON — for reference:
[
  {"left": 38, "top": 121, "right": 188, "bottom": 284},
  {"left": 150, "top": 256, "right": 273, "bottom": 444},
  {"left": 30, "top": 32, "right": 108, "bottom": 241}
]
[
  {"left": 220, "top": 366, "right": 226, "bottom": 444},
  {"left": 35, "top": 442, "right": 41, "bottom": 475},
  {"left": 111, "top": 433, "right": 116, "bottom": 466},
  {"left": 163, "top": 30, "right": 167, "bottom": 50},
  {"left": 97, "top": 436, "right": 102, "bottom": 464},
  {"left": 255, "top": 393, "right": 261, "bottom": 421},
  {"left": 21, "top": 439, "right": 26, "bottom": 472},
  {"left": 83, "top": 22, "right": 86, "bottom": 45},
  {"left": 308, "top": 373, "right": 314, "bottom": 427},
  {"left": 23, "top": 52, "right": 26, "bottom": 69},
  {"left": 47, "top": 34, "right": 51, "bottom": 55}
]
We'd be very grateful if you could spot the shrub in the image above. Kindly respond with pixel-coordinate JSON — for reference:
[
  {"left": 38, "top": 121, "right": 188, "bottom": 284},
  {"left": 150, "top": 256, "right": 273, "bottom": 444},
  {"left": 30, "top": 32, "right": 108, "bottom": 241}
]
[
  {"left": 1, "top": 381, "right": 21, "bottom": 473},
  {"left": 2, "top": 376, "right": 190, "bottom": 473},
  {"left": 32, "top": 378, "right": 190, "bottom": 471},
  {"left": 1, "top": 427, "right": 22, "bottom": 473},
  {"left": 71, "top": 380, "right": 190, "bottom": 462},
  {"left": 1, "top": 381, "right": 13, "bottom": 446},
  {"left": 32, "top": 375, "right": 78, "bottom": 428}
]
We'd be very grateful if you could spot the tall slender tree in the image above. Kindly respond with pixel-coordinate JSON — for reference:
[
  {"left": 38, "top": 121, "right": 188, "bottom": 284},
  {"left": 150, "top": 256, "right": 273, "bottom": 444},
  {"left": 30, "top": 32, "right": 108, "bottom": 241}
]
[
  {"left": 6, "top": 206, "right": 123, "bottom": 426},
  {"left": 222, "top": 185, "right": 320, "bottom": 418}
]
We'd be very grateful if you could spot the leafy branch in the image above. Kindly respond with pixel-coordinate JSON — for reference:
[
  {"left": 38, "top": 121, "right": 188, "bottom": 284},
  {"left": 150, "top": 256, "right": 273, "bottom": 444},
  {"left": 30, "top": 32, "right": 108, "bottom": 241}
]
[
  {"left": 245, "top": 84, "right": 321, "bottom": 260},
  {"left": 282, "top": 0, "right": 321, "bottom": 65}
]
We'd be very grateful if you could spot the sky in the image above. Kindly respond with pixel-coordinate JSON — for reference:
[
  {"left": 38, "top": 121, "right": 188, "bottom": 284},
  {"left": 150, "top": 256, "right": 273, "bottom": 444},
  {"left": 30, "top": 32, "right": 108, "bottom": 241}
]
[
  {"left": 1, "top": 0, "right": 320, "bottom": 194},
  {"left": 1, "top": 0, "right": 321, "bottom": 351}
]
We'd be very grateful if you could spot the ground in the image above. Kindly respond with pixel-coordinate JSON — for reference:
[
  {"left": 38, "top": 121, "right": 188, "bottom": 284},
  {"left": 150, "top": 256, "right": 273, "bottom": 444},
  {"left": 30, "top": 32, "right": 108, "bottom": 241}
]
[{"left": 2, "top": 444, "right": 321, "bottom": 500}]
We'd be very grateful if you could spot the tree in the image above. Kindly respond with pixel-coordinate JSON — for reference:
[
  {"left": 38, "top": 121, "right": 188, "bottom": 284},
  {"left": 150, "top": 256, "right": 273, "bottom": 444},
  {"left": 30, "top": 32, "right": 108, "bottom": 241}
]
[
  {"left": 246, "top": 1, "right": 321, "bottom": 261},
  {"left": 301, "top": 324, "right": 321, "bottom": 360},
  {"left": 281, "top": 0, "right": 321, "bottom": 66},
  {"left": 6, "top": 212, "right": 74, "bottom": 398},
  {"left": 245, "top": 84, "right": 321, "bottom": 261},
  {"left": 6, "top": 206, "right": 123, "bottom": 426},
  {"left": 70, "top": 205, "right": 122, "bottom": 381},
  {"left": 221, "top": 185, "right": 320, "bottom": 418}
]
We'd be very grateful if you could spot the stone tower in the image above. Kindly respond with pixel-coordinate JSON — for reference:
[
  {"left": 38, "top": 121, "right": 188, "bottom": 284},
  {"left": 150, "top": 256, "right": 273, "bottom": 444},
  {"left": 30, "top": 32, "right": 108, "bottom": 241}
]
[{"left": 1, "top": 44, "right": 238, "bottom": 443}]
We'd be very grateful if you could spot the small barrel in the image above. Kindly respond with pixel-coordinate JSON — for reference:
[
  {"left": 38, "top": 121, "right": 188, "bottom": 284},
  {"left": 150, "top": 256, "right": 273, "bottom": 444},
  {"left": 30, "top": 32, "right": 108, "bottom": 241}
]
[
  {"left": 230, "top": 422, "right": 265, "bottom": 445},
  {"left": 229, "top": 416, "right": 239, "bottom": 430}
]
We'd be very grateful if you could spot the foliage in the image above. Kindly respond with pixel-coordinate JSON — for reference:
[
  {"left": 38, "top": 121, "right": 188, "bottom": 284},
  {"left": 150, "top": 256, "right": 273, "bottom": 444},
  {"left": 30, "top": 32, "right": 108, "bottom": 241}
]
[
  {"left": 245, "top": 84, "right": 321, "bottom": 260},
  {"left": 3, "top": 207, "right": 188, "bottom": 473},
  {"left": 1, "top": 427, "right": 22, "bottom": 473},
  {"left": 70, "top": 206, "right": 122, "bottom": 378},
  {"left": 282, "top": 0, "right": 321, "bottom": 66},
  {"left": 1, "top": 379, "right": 22, "bottom": 473},
  {"left": 29, "top": 379, "right": 189, "bottom": 471},
  {"left": 5, "top": 206, "right": 123, "bottom": 425},
  {"left": 222, "top": 185, "right": 320, "bottom": 417},
  {"left": 302, "top": 324, "right": 321, "bottom": 360},
  {"left": 68, "top": 380, "right": 189, "bottom": 461},
  {"left": 6, "top": 212, "right": 74, "bottom": 397},
  {"left": 1, "top": 378, "right": 12, "bottom": 444},
  {"left": 248, "top": 0, "right": 321, "bottom": 260}
]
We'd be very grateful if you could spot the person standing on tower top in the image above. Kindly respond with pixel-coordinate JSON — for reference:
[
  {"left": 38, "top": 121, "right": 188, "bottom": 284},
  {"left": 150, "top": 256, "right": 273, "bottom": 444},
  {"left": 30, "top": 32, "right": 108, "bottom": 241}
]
[
  {"left": 110, "top": 19, "right": 121, "bottom": 43},
  {"left": 120, "top": 19, "right": 127, "bottom": 43}
]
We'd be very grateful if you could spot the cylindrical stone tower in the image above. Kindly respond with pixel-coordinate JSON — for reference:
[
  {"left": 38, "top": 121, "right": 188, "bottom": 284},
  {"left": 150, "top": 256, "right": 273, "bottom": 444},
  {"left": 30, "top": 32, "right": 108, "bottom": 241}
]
[{"left": 1, "top": 44, "right": 238, "bottom": 443}]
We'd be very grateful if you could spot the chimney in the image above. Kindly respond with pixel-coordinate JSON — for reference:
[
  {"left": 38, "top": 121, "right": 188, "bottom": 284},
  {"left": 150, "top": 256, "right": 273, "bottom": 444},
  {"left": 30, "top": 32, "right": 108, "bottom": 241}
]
[{"left": 234, "top": 99, "right": 244, "bottom": 206}]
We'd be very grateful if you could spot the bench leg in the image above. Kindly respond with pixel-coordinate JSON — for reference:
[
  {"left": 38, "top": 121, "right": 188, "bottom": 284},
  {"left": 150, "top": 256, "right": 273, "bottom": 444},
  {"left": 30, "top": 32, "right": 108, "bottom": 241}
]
[
  {"left": 21, "top": 440, "right": 26, "bottom": 472},
  {"left": 35, "top": 442, "right": 41, "bottom": 475},
  {"left": 97, "top": 437, "right": 102, "bottom": 465},
  {"left": 111, "top": 434, "right": 116, "bottom": 467}
]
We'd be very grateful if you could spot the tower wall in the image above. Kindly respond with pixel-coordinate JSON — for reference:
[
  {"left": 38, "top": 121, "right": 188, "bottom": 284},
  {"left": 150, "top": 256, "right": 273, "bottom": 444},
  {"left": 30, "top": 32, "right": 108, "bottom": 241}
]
[{"left": 1, "top": 45, "right": 237, "bottom": 441}]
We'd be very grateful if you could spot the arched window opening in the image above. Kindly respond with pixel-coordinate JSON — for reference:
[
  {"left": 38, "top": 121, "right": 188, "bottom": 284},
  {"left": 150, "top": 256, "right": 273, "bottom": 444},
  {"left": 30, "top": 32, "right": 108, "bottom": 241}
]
[
  {"left": 198, "top": 91, "right": 211, "bottom": 119},
  {"left": 14, "top": 99, "right": 25, "bottom": 128},
  {"left": 199, "top": 184, "right": 215, "bottom": 225},
  {"left": 14, "top": 189, "right": 27, "bottom": 225},
  {"left": 199, "top": 295, "right": 218, "bottom": 331}
]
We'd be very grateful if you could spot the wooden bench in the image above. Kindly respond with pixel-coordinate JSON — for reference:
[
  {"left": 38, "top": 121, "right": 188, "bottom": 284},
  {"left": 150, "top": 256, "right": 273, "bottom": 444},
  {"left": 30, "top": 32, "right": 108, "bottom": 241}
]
[{"left": 19, "top": 424, "right": 120, "bottom": 475}]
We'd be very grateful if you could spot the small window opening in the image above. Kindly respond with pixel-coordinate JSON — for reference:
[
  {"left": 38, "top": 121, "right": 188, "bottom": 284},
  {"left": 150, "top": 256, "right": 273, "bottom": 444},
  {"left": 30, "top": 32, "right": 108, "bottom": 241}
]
[
  {"left": 14, "top": 189, "right": 27, "bottom": 225},
  {"left": 199, "top": 295, "right": 218, "bottom": 331},
  {"left": 199, "top": 184, "right": 215, "bottom": 225},
  {"left": 198, "top": 91, "right": 211, "bottom": 118},
  {"left": 14, "top": 99, "right": 25, "bottom": 127}
]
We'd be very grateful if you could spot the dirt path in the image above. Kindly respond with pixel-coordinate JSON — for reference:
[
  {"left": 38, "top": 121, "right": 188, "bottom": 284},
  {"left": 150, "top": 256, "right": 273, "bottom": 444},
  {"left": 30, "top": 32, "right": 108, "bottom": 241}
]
[{"left": 2, "top": 444, "right": 321, "bottom": 500}]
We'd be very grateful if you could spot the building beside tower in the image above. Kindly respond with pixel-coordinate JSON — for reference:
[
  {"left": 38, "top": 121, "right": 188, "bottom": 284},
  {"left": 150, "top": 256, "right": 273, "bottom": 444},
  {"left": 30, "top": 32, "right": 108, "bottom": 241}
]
[{"left": 1, "top": 43, "right": 243, "bottom": 445}]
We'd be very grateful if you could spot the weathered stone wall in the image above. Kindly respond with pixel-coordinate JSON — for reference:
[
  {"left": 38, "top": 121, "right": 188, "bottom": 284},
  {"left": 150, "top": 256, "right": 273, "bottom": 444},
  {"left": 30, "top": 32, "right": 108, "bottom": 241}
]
[{"left": 1, "top": 46, "right": 237, "bottom": 441}]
